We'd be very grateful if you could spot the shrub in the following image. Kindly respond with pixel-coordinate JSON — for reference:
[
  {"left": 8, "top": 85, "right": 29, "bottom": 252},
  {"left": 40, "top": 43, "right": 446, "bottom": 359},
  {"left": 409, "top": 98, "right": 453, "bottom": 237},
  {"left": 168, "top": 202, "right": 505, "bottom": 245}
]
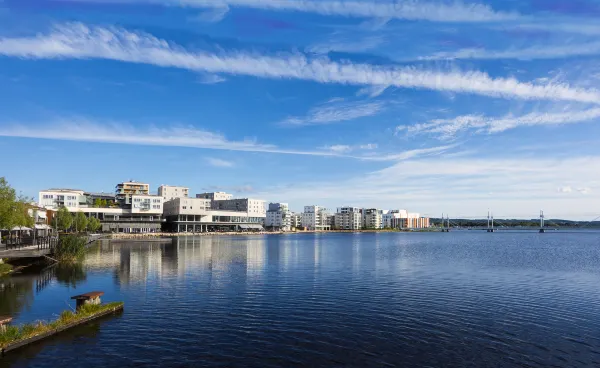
[{"left": 54, "top": 235, "right": 87, "bottom": 263}]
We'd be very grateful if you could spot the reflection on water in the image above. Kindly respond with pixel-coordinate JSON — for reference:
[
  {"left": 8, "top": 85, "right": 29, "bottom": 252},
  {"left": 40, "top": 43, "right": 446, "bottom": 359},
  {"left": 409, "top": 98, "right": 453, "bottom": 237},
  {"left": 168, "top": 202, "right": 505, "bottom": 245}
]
[{"left": 3, "top": 232, "right": 600, "bottom": 367}]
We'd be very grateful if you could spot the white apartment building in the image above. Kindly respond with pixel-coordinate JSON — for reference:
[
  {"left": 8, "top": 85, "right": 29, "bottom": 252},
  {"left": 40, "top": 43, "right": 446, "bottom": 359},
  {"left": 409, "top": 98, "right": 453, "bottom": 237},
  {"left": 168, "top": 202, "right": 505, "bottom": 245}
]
[
  {"left": 363, "top": 208, "right": 383, "bottom": 229},
  {"left": 301, "top": 205, "right": 331, "bottom": 231},
  {"left": 290, "top": 213, "right": 302, "bottom": 229},
  {"left": 265, "top": 203, "right": 292, "bottom": 231},
  {"left": 196, "top": 192, "right": 233, "bottom": 201},
  {"left": 158, "top": 185, "right": 189, "bottom": 201},
  {"left": 335, "top": 207, "right": 362, "bottom": 230},
  {"left": 382, "top": 210, "right": 430, "bottom": 229},
  {"left": 39, "top": 189, "right": 86, "bottom": 210},
  {"left": 212, "top": 198, "right": 266, "bottom": 218}
]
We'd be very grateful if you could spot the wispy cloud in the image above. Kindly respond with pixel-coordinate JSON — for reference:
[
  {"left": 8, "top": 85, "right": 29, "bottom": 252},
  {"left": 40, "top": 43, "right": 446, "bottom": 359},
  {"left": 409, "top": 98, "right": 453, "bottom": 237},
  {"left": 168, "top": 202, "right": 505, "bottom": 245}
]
[
  {"left": 0, "top": 117, "right": 448, "bottom": 161},
  {"left": 206, "top": 157, "right": 235, "bottom": 167},
  {"left": 1, "top": 24, "right": 598, "bottom": 104},
  {"left": 420, "top": 41, "right": 600, "bottom": 61},
  {"left": 306, "top": 35, "right": 385, "bottom": 54},
  {"left": 356, "top": 85, "right": 389, "bottom": 98},
  {"left": 197, "top": 73, "right": 227, "bottom": 84},
  {"left": 176, "top": 0, "right": 519, "bottom": 22},
  {"left": 281, "top": 100, "right": 385, "bottom": 126},
  {"left": 189, "top": 5, "right": 230, "bottom": 23},
  {"left": 322, "top": 143, "right": 378, "bottom": 153},
  {"left": 398, "top": 108, "right": 600, "bottom": 139}
]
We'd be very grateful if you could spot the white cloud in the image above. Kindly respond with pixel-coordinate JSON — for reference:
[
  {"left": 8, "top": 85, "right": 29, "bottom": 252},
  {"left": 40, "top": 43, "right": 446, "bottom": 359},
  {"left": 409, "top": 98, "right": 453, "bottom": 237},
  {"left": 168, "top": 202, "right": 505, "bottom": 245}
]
[
  {"left": 197, "top": 73, "right": 227, "bottom": 84},
  {"left": 577, "top": 187, "right": 592, "bottom": 194},
  {"left": 207, "top": 157, "right": 235, "bottom": 167},
  {"left": 356, "top": 85, "right": 389, "bottom": 98},
  {"left": 281, "top": 100, "right": 385, "bottom": 126},
  {"left": 359, "top": 143, "right": 378, "bottom": 150},
  {"left": 174, "top": 0, "right": 519, "bottom": 22},
  {"left": 558, "top": 186, "right": 573, "bottom": 193},
  {"left": 0, "top": 117, "right": 448, "bottom": 161},
  {"left": 421, "top": 41, "right": 600, "bottom": 61},
  {"left": 324, "top": 144, "right": 352, "bottom": 153},
  {"left": 254, "top": 156, "right": 600, "bottom": 219},
  {"left": 1, "top": 23, "right": 599, "bottom": 104},
  {"left": 399, "top": 108, "right": 600, "bottom": 139},
  {"left": 307, "top": 35, "right": 385, "bottom": 54},
  {"left": 189, "top": 5, "right": 230, "bottom": 23}
]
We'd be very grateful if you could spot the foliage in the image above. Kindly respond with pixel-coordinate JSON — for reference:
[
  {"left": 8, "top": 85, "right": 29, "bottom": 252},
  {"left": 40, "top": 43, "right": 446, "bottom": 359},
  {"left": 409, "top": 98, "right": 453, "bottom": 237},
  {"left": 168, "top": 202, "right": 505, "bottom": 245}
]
[
  {"left": 74, "top": 211, "right": 88, "bottom": 233},
  {"left": 0, "top": 177, "right": 34, "bottom": 233},
  {"left": 55, "top": 206, "right": 73, "bottom": 232},
  {"left": 87, "top": 217, "right": 101, "bottom": 233},
  {"left": 0, "top": 263, "right": 13, "bottom": 276},
  {"left": 0, "top": 302, "right": 124, "bottom": 348},
  {"left": 54, "top": 235, "right": 86, "bottom": 263}
]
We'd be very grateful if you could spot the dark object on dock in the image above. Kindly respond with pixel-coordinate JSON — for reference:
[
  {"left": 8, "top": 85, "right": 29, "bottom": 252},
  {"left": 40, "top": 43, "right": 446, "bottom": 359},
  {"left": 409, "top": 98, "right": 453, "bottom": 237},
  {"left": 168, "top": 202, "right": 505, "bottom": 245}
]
[
  {"left": 71, "top": 291, "right": 104, "bottom": 310},
  {"left": 0, "top": 317, "right": 12, "bottom": 333}
]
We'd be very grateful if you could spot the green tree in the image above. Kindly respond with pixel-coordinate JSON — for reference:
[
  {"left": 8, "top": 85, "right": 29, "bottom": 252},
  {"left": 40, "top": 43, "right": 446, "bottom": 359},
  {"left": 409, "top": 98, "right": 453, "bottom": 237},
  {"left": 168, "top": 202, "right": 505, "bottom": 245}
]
[
  {"left": 87, "top": 217, "right": 101, "bottom": 233},
  {"left": 55, "top": 206, "right": 73, "bottom": 232},
  {"left": 100, "top": 199, "right": 107, "bottom": 208},
  {"left": 0, "top": 177, "right": 34, "bottom": 241},
  {"left": 74, "top": 211, "right": 88, "bottom": 233},
  {"left": 93, "top": 198, "right": 101, "bottom": 208}
]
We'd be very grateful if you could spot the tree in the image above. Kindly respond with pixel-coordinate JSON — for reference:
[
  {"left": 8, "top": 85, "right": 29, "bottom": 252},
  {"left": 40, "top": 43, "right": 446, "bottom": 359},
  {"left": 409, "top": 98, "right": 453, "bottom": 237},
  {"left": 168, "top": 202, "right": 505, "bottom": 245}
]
[
  {"left": 55, "top": 206, "right": 73, "bottom": 232},
  {"left": 87, "top": 217, "right": 101, "bottom": 233},
  {"left": 100, "top": 199, "right": 107, "bottom": 208},
  {"left": 74, "top": 211, "right": 88, "bottom": 233},
  {"left": 93, "top": 198, "right": 101, "bottom": 208},
  {"left": 0, "top": 178, "right": 34, "bottom": 244}
]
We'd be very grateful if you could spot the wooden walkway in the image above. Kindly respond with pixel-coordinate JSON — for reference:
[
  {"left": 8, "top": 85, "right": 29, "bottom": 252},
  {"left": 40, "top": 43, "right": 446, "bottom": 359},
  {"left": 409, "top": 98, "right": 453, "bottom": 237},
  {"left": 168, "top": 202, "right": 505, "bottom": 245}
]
[{"left": 0, "top": 235, "right": 105, "bottom": 259}]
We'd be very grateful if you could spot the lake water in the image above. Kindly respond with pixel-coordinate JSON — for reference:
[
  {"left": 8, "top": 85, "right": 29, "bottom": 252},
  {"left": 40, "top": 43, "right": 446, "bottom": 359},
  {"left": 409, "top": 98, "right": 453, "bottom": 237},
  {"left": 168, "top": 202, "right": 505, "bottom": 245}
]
[{"left": 2, "top": 231, "right": 600, "bottom": 367}]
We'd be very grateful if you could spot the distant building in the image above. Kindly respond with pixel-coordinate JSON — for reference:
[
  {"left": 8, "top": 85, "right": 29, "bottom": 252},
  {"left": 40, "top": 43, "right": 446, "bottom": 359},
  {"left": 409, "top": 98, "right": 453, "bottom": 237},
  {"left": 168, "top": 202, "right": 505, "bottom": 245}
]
[
  {"left": 362, "top": 208, "right": 383, "bottom": 229},
  {"left": 158, "top": 185, "right": 189, "bottom": 201},
  {"left": 290, "top": 213, "right": 302, "bottom": 229},
  {"left": 39, "top": 189, "right": 86, "bottom": 209},
  {"left": 115, "top": 181, "right": 150, "bottom": 206},
  {"left": 196, "top": 192, "right": 233, "bottom": 201},
  {"left": 383, "top": 210, "right": 430, "bottom": 229},
  {"left": 302, "top": 205, "right": 331, "bottom": 231},
  {"left": 334, "top": 207, "right": 362, "bottom": 230},
  {"left": 211, "top": 198, "right": 266, "bottom": 218},
  {"left": 265, "top": 203, "right": 292, "bottom": 231}
]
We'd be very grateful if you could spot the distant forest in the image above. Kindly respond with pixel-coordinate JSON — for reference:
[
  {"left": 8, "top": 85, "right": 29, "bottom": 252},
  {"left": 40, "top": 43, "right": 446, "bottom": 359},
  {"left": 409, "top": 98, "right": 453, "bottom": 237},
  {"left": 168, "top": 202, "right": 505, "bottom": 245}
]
[{"left": 431, "top": 219, "right": 600, "bottom": 228}]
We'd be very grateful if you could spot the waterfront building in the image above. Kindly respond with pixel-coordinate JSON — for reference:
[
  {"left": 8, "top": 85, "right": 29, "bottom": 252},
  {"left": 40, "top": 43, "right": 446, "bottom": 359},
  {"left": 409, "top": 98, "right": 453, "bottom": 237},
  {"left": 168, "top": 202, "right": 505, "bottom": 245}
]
[
  {"left": 39, "top": 189, "right": 86, "bottom": 209},
  {"left": 265, "top": 203, "right": 292, "bottom": 231},
  {"left": 362, "top": 208, "right": 383, "bottom": 229},
  {"left": 115, "top": 181, "right": 150, "bottom": 205},
  {"left": 211, "top": 198, "right": 266, "bottom": 218},
  {"left": 158, "top": 185, "right": 189, "bottom": 201},
  {"left": 196, "top": 192, "right": 233, "bottom": 201},
  {"left": 334, "top": 207, "right": 362, "bottom": 230},
  {"left": 383, "top": 210, "right": 430, "bottom": 229},
  {"left": 290, "top": 213, "right": 302, "bottom": 229},
  {"left": 85, "top": 191, "right": 116, "bottom": 207},
  {"left": 163, "top": 197, "right": 265, "bottom": 233},
  {"left": 301, "top": 205, "right": 331, "bottom": 231}
]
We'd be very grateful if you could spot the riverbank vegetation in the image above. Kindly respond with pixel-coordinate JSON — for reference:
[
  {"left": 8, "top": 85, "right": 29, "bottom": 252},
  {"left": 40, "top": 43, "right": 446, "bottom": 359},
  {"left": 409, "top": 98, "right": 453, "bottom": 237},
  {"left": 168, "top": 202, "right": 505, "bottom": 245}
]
[
  {"left": 53, "top": 235, "right": 87, "bottom": 263},
  {"left": 0, "top": 178, "right": 34, "bottom": 244},
  {"left": 0, "top": 302, "right": 124, "bottom": 349},
  {"left": 0, "top": 262, "right": 13, "bottom": 276}
]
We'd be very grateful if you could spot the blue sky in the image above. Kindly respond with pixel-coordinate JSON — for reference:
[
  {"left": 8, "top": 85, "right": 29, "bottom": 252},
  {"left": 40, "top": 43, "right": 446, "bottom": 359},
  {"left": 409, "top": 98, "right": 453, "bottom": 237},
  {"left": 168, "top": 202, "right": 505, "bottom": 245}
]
[{"left": 1, "top": 0, "right": 600, "bottom": 219}]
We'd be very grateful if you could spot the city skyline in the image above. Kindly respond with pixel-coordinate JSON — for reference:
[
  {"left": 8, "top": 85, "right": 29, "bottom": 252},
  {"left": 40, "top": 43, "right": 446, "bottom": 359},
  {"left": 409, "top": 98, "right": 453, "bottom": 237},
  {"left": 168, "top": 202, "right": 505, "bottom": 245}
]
[{"left": 1, "top": 1, "right": 600, "bottom": 219}]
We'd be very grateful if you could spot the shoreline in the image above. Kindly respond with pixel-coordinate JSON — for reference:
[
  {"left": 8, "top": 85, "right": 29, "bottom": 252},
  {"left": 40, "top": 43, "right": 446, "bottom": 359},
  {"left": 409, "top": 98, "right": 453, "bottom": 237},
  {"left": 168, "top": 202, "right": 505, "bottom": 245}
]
[{"left": 106, "top": 229, "right": 435, "bottom": 240}]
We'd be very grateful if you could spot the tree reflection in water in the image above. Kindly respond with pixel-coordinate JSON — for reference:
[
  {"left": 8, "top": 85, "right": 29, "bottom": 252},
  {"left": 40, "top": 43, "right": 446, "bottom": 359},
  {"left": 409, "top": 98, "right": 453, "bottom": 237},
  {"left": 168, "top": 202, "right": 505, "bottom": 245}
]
[{"left": 54, "top": 263, "right": 87, "bottom": 289}]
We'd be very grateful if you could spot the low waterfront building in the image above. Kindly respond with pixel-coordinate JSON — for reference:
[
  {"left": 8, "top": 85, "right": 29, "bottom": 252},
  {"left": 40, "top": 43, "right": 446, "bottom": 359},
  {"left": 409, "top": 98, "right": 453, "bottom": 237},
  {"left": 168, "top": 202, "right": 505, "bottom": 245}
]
[
  {"left": 334, "top": 207, "right": 362, "bottom": 230},
  {"left": 39, "top": 189, "right": 86, "bottom": 209},
  {"left": 265, "top": 203, "right": 292, "bottom": 231},
  {"left": 383, "top": 210, "right": 430, "bottom": 229},
  {"left": 301, "top": 205, "right": 331, "bottom": 231},
  {"left": 158, "top": 185, "right": 189, "bottom": 201},
  {"left": 290, "top": 213, "right": 302, "bottom": 229},
  {"left": 211, "top": 198, "right": 266, "bottom": 218},
  {"left": 163, "top": 197, "right": 265, "bottom": 233}
]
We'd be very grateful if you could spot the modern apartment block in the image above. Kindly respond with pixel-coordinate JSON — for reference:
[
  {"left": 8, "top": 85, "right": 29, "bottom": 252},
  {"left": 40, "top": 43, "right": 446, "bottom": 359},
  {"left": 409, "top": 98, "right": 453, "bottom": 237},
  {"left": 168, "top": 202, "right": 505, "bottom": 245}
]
[
  {"left": 334, "top": 207, "right": 362, "bottom": 230},
  {"left": 211, "top": 198, "right": 266, "bottom": 218},
  {"left": 163, "top": 197, "right": 265, "bottom": 233},
  {"left": 363, "top": 208, "right": 383, "bottom": 229},
  {"left": 158, "top": 185, "right": 189, "bottom": 201},
  {"left": 301, "top": 205, "right": 331, "bottom": 231},
  {"left": 196, "top": 192, "right": 233, "bottom": 201},
  {"left": 290, "top": 213, "right": 302, "bottom": 229},
  {"left": 265, "top": 203, "right": 292, "bottom": 231},
  {"left": 115, "top": 181, "right": 150, "bottom": 205},
  {"left": 39, "top": 183, "right": 164, "bottom": 233},
  {"left": 383, "top": 210, "right": 430, "bottom": 229}
]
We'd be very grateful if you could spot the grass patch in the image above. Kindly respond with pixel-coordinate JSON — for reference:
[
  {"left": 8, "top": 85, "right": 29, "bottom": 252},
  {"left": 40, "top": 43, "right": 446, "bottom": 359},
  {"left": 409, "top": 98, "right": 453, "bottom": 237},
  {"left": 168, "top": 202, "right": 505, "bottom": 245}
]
[
  {"left": 0, "top": 302, "right": 123, "bottom": 349},
  {"left": 0, "top": 263, "right": 13, "bottom": 276}
]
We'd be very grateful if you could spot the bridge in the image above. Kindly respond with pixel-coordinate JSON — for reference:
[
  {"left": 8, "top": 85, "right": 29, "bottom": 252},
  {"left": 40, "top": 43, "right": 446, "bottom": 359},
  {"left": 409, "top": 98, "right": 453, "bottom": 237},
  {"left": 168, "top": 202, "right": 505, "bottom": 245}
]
[{"left": 0, "top": 235, "right": 105, "bottom": 259}]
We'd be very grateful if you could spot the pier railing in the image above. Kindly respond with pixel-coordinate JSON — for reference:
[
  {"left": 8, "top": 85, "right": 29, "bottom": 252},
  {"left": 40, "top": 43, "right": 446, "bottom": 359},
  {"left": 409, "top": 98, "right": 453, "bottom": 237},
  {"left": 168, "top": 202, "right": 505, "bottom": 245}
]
[{"left": 3, "top": 236, "right": 59, "bottom": 251}]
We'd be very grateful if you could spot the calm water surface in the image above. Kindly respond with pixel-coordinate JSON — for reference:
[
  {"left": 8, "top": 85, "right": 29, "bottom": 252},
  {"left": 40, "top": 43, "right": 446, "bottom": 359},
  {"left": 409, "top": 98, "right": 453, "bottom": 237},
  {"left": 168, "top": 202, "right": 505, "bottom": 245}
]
[{"left": 2, "top": 232, "right": 600, "bottom": 367}]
